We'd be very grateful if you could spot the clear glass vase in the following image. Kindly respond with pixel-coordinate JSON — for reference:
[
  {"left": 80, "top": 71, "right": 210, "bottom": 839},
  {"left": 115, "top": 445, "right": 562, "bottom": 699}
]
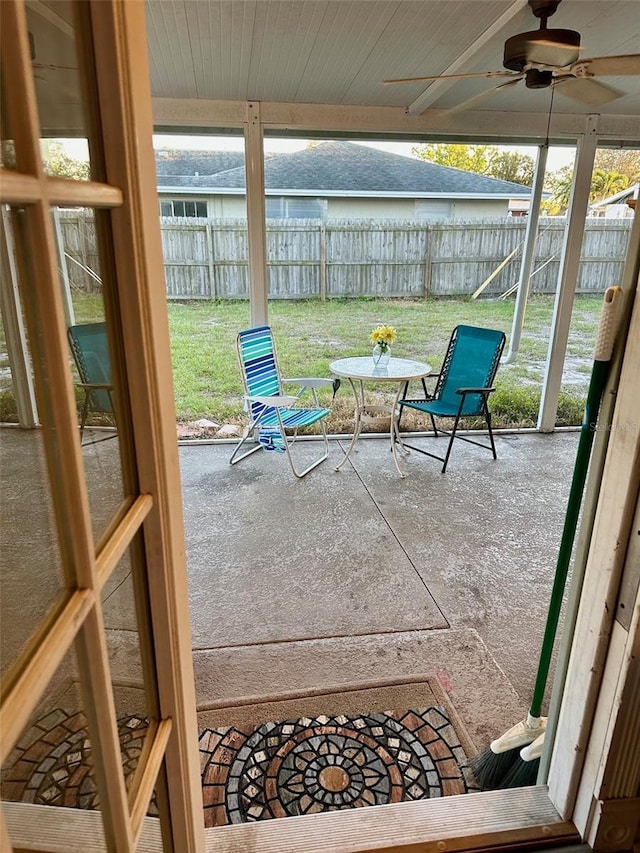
[{"left": 372, "top": 343, "right": 391, "bottom": 368}]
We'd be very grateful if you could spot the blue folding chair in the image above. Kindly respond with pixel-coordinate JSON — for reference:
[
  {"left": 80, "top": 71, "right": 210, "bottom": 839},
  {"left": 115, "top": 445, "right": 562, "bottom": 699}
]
[
  {"left": 67, "top": 321, "right": 116, "bottom": 443},
  {"left": 397, "top": 324, "right": 505, "bottom": 472},
  {"left": 230, "top": 325, "right": 334, "bottom": 478}
]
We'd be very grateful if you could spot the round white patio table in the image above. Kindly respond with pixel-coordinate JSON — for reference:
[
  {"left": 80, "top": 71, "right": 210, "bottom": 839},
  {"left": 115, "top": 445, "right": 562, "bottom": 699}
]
[{"left": 329, "top": 356, "right": 432, "bottom": 478}]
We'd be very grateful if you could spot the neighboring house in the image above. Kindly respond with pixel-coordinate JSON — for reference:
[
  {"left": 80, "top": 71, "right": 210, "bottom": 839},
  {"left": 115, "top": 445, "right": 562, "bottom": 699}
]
[
  {"left": 155, "top": 141, "right": 534, "bottom": 221},
  {"left": 155, "top": 150, "right": 246, "bottom": 217},
  {"left": 589, "top": 182, "right": 638, "bottom": 218}
]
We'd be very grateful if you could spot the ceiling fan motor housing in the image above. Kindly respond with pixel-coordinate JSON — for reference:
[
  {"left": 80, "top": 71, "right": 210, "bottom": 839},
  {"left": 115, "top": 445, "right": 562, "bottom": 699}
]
[
  {"left": 503, "top": 28, "right": 581, "bottom": 71},
  {"left": 524, "top": 68, "right": 554, "bottom": 89}
]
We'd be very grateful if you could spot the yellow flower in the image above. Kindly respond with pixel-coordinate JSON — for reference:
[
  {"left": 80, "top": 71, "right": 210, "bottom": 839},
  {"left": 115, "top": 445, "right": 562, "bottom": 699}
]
[{"left": 369, "top": 324, "right": 397, "bottom": 348}]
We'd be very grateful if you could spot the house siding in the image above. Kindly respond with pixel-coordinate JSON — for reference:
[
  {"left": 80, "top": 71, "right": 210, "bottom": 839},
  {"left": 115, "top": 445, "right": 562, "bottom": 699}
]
[
  {"left": 159, "top": 192, "right": 512, "bottom": 221},
  {"left": 452, "top": 199, "right": 510, "bottom": 219},
  {"left": 207, "top": 195, "right": 247, "bottom": 218},
  {"left": 326, "top": 197, "right": 416, "bottom": 219},
  {"left": 326, "top": 197, "right": 509, "bottom": 220}
]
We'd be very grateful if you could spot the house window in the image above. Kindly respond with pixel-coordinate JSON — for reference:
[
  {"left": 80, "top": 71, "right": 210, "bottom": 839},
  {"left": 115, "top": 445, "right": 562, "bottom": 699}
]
[
  {"left": 160, "top": 199, "right": 208, "bottom": 217},
  {"left": 416, "top": 200, "right": 453, "bottom": 220},
  {"left": 266, "top": 197, "right": 326, "bottom": 219}
]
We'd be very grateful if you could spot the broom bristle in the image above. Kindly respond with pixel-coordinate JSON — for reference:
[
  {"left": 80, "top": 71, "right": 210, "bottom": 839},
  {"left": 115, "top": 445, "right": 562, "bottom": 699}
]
[
  {"left": 468, "top": 746, "right": 521, "bottom": 790},
  {"left": 497, "top": 757, "right": 540, "bottom": 789}
]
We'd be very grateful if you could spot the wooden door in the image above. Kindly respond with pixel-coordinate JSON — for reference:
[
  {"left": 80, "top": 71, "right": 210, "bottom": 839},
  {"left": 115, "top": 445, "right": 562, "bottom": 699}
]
[{"left": 0, "top": 1, "right": 203, "bottom": 850}]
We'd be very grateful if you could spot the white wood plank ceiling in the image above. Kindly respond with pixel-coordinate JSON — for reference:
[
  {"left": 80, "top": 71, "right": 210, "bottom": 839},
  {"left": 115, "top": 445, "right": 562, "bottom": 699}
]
[
  {"left": 24, "top": 0, "right": 640, "bottom": 139},
  {"left": 144, "top": 0, "right": 640, "bottom": 117}
]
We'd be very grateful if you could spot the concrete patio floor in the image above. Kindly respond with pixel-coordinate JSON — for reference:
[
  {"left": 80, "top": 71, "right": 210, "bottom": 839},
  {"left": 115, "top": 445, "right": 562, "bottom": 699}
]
[{"left": 2, "top": 427, "right": 580, "bottom": 752}]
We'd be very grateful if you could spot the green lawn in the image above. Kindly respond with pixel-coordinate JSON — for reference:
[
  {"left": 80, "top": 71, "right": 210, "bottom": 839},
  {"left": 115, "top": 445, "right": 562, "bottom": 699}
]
[
  {"left": 165, "top": 296, "right": 594, "bottom": 432},
  {"left": 1, "top": 294, "right": 600, "bottom": 431}
]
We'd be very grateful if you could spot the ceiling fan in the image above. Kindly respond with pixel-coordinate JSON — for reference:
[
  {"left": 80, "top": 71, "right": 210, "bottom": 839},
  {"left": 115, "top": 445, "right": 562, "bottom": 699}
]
[{"left": 383, "top": 0, "right": 640, "bottom": 109}]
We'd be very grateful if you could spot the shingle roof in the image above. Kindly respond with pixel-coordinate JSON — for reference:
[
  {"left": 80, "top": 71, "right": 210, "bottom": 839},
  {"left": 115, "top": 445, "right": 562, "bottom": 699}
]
[
  {"left": 155, "top": 150, "right": 246, "bottom": 188},
  {"left": 156, "top": 141, "right": 532, "bottom": 197}
]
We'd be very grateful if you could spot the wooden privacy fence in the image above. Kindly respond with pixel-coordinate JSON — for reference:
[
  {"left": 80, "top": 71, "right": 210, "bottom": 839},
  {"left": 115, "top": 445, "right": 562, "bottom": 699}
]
[{"left": 58, "top": 213, "right": 632, "bottom": 299}]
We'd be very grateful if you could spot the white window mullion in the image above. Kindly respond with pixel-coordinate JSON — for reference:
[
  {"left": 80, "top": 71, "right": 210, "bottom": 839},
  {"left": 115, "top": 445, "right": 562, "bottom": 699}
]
[
  {"left": 0, "top": 207, "right": 38, "bottom": 426},
  {"left": 244, "top": 102, "right": 269, "bottom": 326}
]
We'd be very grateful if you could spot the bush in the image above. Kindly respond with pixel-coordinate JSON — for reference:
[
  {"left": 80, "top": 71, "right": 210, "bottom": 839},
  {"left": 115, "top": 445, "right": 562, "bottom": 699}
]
[
  {"left": 557, "top": 390, "right": 586, "bottom": 427},
  {"left": 489, "top": 386, "right": 584, "bottom": 430},
  {"left": 490, "top": 386, "right": 542, "bottom": 429},
  {"left": 0, "top": 390, "right": 18, "bottom": 423}
]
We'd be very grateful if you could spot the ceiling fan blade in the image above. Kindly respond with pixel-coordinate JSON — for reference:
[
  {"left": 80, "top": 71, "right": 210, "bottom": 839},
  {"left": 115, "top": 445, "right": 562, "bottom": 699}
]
[
  {"left": 554, "top": 76, "right": 625, "bottom": 106},
  {"left": 450, "top": 76, "right": 523, "bottom": 113},
  {"left": 574, "top": 54, "right": 640, "bottom": 77},
  {"left": 526, "top": 40, "right": 582, "bottom": 68},
  {"left": 530, "top": 40, "right": 583, "bottom": 53},
  {"left": 383, "top": 70, "right": 516, "bottom": 85}
]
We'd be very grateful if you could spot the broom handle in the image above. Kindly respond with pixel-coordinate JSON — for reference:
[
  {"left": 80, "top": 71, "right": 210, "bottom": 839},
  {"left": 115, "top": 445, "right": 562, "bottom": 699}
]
[{"left": 529, "top": 286, "right": 622, "bottom": 720}]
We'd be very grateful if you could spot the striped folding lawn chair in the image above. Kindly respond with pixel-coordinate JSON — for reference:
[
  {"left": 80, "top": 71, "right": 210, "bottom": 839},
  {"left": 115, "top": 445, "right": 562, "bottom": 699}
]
[{"left": 230, "top": 325, "right": 334, "bottom": 478}]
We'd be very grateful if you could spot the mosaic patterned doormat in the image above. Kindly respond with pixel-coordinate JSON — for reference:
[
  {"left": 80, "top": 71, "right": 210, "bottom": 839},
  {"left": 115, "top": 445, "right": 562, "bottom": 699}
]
[
  {"left": 1, "top": 709, "right": 156, "bottom": 813},
  {"left": 200, "top": 703, "right": 479, "bottom": 827},
  {"left": 1, "top": 680, "right": 478, "bottom": 825}
]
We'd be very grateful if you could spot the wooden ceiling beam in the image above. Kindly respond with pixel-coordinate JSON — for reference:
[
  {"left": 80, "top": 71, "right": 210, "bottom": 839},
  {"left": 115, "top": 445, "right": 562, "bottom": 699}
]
[
  {"left": 407, "top": 0, "right": 528, "bottom": 114},
  {"left": 152, "top": 98, "right": 640, "bottom": 145}
]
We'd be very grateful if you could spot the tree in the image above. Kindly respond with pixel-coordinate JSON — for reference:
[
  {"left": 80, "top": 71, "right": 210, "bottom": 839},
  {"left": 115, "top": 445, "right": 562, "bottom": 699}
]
[
  {"left": 412, "top": 143, "right": 494, "bottom": 174},
  {"left": 593, "top": 149, "right": 640, "bottom": 184},
  {"left": 42, "top": 141, "right": 90, "bottom": 181},
  {"left": 484, "top": 150, "right": 535, "bottom": 186},
  {"left": 544, "top": 164, "right": 573, "bottom": 214},
  {"left": 412, "top": 143, "right": 534, "bottom": 186},
  {"left": 543, "top": 164, "right": 630, "bottom": 215},
  {"left": 590, "top": 168, "right": 629, "bottom": 202}
]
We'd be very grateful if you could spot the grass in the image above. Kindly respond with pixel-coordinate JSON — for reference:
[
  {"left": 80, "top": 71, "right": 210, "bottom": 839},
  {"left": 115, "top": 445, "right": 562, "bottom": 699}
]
[
  {"left": 0, "top": 294, "right": 602, "bottom": 431},
  {"left": 165, "top": 295, "right": 598, "bottom": 432}
]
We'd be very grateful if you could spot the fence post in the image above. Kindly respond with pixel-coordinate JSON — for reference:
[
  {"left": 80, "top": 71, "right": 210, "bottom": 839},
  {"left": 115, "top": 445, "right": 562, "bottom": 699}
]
[
  {"left": 422, "top": 224, "right": 431, "bottom": 298},
  {"left": 319, "top": 223, "right": 327, "bottom": 301},
  {"left": 52, "top": 208, "right": 75, "bottom": 326},
  {"left": 205, "top": 220, "right": 216, "bottom": 299},
  {"left": 80, "top": 215, "right": 96, "bottom": 293}
]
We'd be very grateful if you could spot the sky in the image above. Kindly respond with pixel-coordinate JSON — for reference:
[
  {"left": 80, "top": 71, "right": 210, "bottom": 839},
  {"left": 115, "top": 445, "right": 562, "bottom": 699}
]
[{"left": 59, "top": 135, "right": 576, "bottom": 173}]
